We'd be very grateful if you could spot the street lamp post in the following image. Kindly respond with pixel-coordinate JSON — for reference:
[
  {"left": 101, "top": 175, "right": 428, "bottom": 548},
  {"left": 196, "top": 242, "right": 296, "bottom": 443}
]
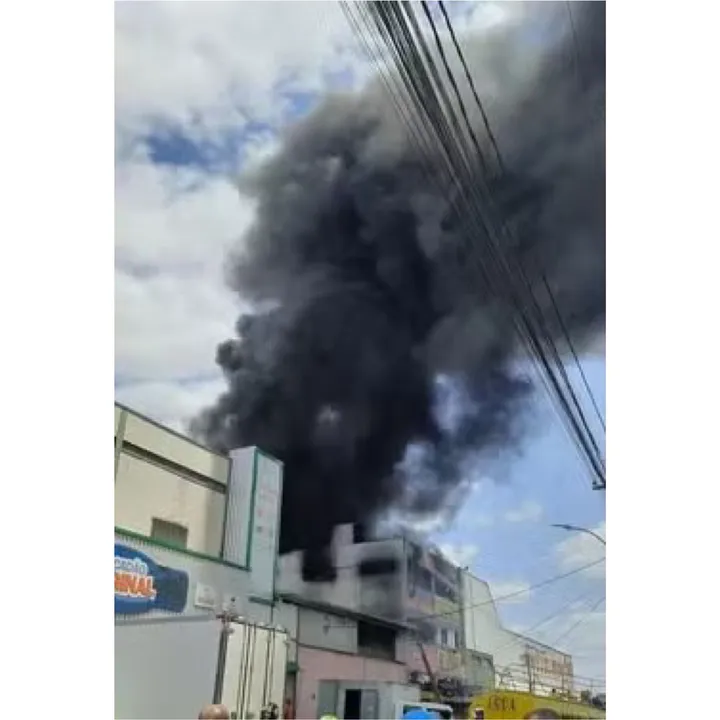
[{"left": 551, "top": 524, "right": 606, "bottom": 546}]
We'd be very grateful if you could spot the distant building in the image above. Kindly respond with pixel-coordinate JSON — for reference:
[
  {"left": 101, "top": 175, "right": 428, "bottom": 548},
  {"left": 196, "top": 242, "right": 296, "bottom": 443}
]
[{"left": 460, "top": 571, "right": 574, "bottom": 696}]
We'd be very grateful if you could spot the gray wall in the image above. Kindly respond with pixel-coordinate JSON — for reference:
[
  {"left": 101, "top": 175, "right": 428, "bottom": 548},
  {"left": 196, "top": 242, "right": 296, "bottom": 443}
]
[
  {"left": 277, "top": 532, "right": 406, "bottom": 622},
  {"left": 298, "top": 606, "right": 358, "bottom": 654}
]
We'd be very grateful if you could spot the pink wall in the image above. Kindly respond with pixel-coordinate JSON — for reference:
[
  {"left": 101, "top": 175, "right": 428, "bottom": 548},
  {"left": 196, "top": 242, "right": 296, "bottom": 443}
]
[{"left": 296, "top": 646, "right": 406, "bottom": 719}]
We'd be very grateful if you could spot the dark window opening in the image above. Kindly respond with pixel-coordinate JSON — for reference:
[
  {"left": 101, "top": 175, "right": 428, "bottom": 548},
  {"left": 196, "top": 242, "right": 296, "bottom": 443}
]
[
  {"left": 357, "top": 620, "right": 396, "bottom": 661},
  {"left": 150, "top": 518, "right": 188, "bottom": 549}
]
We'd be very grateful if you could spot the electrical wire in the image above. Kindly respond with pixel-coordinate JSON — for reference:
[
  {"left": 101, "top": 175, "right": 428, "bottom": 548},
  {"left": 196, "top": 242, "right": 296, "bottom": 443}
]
[
  {"left": 435, "top": 0, "right": 606, "bottom": 436},
  {"left": 485, "top": 587, "right": 600, "bottom": 661},
  {"left": 352, "top": 1, "right": 606, "bottom": 481},
  {"left": 407, "top": 557, "right": 604, "bottom": 622},
  {"left": 316, "top": 556, "right": 604, "bottom": 631},
  {"left": 431, "top": 0, "right": 607, "bottom": 444},
  {"left": 546, "top": 594, "right": 605, "bottom": 648},
  {"left": 343, "top": 1, "right": 607, "bottom": 490}
]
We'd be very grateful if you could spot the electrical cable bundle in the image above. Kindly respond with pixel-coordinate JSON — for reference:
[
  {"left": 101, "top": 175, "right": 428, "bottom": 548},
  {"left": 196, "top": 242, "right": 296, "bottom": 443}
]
[{"left": 342, "top": 1, "right": 606, "bottom": 491}]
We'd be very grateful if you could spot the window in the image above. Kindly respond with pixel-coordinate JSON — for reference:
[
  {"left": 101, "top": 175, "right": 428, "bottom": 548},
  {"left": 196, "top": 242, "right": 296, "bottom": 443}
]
[
  {"left": 408, "top": 562, "right": 434, "bottom": 595},
  {"left": 151, "top": 518, "right": 188, "bottom": 549},
  {"left": 357, "top": 620, "right": 397, "bottom": 661},
  {"left": 440, "top": 628, "right": 449, "bottom": 646}
]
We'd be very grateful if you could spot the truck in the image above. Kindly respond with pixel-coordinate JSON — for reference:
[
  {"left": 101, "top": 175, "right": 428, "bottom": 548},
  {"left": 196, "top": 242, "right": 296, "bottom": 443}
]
[
  {"left": 468, "top": 690, "right": 605, "bottom": 719},
  {"left": 115, "top": 610, "right": 288, "bottom": 719},
  {"left": 315, "top": 680, "right": 453, "bottom": 719}
]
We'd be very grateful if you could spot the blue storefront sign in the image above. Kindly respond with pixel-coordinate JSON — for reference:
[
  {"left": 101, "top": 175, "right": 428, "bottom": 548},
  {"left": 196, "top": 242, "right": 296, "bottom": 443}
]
[{"left": 115, "top": 543, "right": 189, "bottom": 615}]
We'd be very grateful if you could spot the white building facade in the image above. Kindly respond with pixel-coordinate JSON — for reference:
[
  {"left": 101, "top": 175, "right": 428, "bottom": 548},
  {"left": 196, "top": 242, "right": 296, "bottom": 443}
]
[
  {"left": 114, "top": 404, "right": 290, "bottom": 718},
  {"left": 461, "top": 571, "right": 574, "bottom": 696}
]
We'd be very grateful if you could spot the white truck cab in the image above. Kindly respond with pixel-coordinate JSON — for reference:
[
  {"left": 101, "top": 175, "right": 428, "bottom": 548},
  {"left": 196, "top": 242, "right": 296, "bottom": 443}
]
[{"left": 395, "top": 700, "right": 454, "bottom": 718}]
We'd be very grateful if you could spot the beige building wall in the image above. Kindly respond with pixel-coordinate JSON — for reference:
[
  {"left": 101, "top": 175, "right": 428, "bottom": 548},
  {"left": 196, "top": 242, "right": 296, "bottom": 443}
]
[{"left": 114, "top": 404, "right": 230, "bottom": 557}]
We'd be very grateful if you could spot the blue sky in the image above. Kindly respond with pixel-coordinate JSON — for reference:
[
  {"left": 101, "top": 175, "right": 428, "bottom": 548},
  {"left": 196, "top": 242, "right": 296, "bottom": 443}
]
[
  {"left": 115, "top": 0, "right": 604, "bottom": 689},
  {"left": 433, "top": 359, "right": 605, "bottom": 662}
]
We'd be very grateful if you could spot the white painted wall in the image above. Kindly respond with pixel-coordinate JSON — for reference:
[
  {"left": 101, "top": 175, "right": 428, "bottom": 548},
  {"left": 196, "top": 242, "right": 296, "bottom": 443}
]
[
  {"left": 120, "top": 407, "right": 229, "bottom": 485},
  {"left": 115, "top": 404, "right": 230, "bottom": 557},
  {"left": 461, "top": 572, "right": 572, "bottom": 694},
  {"left": 115, "top": 451, "right": 227, "bottom": 556}
]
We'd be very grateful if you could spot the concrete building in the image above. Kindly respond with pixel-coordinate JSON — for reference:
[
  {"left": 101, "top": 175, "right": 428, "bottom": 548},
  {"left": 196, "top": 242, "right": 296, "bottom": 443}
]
[
  {"left": 114, "top": 403, "right": 289, "bottom": 717},
  {"left": 461, "top": 571, "right": 574, "bottom": 696},
  {"left": 278, "top": 524, "right": 470, "bottom": 709},
  {"left": 277, "top": 595, "right": 410, "bottom": 718},
  {"left": 115, "top": 403, "right": 282, "bottom": 603}
]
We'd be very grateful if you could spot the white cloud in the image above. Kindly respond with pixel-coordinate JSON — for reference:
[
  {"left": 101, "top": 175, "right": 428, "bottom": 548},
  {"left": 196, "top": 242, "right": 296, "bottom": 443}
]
[
  {"left": 555, "top": 521, "right": 606, "bottom": 580},
  {"left": 438, "top": 542, "right": 479, "bottom": 568},
  {"left": 504, "top": 500, "right": 543, "bottom": 523},
  {"left": 116, "top": 377, "right": 226, "bottom": 434},
  {"left": 114, "top": 2, "right": 369, "bottom": 430},
  {"left": 115, "top": 1, "right": 364, "bottom": 136}
]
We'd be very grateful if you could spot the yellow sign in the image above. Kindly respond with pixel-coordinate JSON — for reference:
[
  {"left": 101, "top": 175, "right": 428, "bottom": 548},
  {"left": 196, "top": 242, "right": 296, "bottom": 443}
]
[{"left": 468, "top": 691, "right": 605, "bottom": 719}]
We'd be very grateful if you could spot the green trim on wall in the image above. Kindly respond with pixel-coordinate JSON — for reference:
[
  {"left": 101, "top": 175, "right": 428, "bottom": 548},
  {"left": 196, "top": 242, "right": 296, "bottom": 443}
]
[
  {"left": 219, "top": 454, "right": 232, "bottom": 560},
  {"left": 115, "top": 526, "right": 250, "bottom": 571},
  {"left": 114, "top": 409, "right": 128, "bottom": 483},
  {"left": 244, "top": 447, "right": 260, "bottom": 569}
]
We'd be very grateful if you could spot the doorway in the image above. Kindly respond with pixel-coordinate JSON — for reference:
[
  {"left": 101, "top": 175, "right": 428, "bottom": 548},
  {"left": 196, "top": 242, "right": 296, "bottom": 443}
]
[{"left": 344, "top": 689, "right": 362, "bottom": 719}]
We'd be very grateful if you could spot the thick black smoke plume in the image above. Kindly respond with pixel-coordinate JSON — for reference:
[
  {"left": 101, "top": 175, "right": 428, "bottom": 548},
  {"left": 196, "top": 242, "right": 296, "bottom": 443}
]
[{"left": 194, "top": 2, "right": 605, "bottom": 580}]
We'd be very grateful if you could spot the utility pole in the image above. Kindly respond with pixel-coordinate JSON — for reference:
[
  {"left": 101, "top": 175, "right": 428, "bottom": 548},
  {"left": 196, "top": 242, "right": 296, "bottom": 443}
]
[
  {"left": 417, "top": 640, "right": 442, "bottom": 702},
  {"left": 524, "top": 652, "right": 535, "bottom": 694},
  {"left": 212, "top": 608, "right": 240, "bottom": 704}
]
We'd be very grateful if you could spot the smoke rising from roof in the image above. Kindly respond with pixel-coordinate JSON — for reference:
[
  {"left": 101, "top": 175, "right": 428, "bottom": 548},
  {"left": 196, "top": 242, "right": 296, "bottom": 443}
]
[{"left": 193, "top": 2, "right": 605, "bottom": 580}]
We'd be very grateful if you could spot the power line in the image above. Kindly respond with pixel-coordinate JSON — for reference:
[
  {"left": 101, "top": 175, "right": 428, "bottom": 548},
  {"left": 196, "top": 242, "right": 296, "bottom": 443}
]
[
  {"left": 346, "top": 2, "right": 603, "bottom": 491},
  {"left": 546, "top": 595, "right": 605, "bottom": 648},
  {"left": 319, "top": 556, "right": 604, "bottom": 630},
  {"left": 408, "top": 557, "right": 605, "bottom": 623},
  {"left": 486, "top": 587, "right": 600, "bottom": 660},
  {"left": 345, "top": 1, "right": 606, "bottom": 490},
  {"left": 423, "top": 0, "right": 606, "bottom": 470},
  {"left": 401, "top": 0, "right": 608, "bottom": 477},
  {"left": 433, "top": 0, "right": 607, "bottom": 439}
]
